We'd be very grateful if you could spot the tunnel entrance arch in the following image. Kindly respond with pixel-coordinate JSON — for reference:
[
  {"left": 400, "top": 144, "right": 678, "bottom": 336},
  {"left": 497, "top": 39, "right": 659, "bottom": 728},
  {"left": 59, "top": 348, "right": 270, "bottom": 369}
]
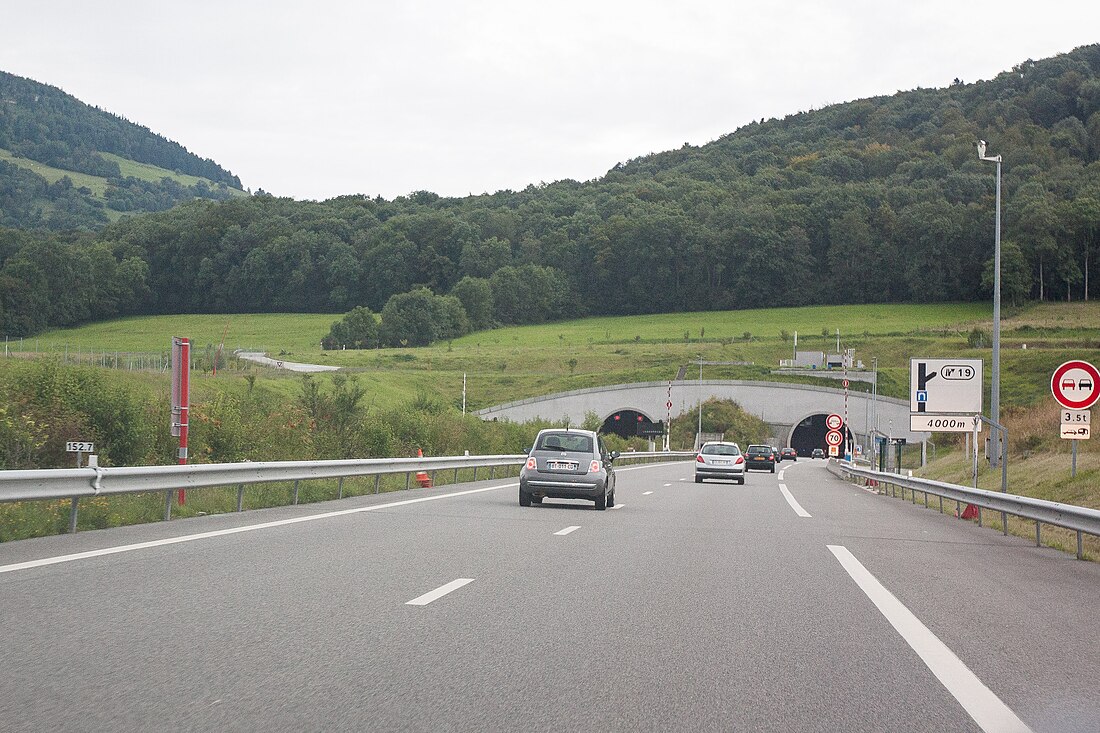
[
  {"left": 600, "top": 409, "right": 658, "bottom": 439},
  {"left": 789, "top": 414, "right": 852, "bottom": 457}
]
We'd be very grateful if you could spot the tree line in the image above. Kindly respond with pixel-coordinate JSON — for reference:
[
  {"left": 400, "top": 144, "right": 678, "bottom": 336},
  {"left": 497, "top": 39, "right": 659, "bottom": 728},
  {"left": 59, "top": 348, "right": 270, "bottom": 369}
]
[{"left": 3, "top": 45, "right": 1100, "bottom": 339}]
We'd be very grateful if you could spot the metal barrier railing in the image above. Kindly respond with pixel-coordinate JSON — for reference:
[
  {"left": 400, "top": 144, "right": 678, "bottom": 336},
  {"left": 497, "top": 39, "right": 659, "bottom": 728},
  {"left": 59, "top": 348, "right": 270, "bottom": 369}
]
[
  {"left": 0, "top": 451, "right": 694, "bottom": 534},
  {"left": 831, "top": 460, "right": 1100, "bottom": 560}
]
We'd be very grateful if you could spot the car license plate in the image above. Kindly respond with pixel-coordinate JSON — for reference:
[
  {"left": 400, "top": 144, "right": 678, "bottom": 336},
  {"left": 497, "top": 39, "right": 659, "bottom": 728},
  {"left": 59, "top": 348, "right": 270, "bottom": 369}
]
[
  {"left": 712, "top": 459, "right": 729, "bottom": 465},
  {"left": 754, "top": 456, "right": 764, "bottom": 460},
  {"left": 547, "top": 461, "right": 577, "bottom": 470}
]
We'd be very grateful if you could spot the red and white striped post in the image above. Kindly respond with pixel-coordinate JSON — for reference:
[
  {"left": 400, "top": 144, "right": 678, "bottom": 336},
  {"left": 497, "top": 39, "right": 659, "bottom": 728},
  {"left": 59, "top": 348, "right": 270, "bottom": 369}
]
[{"left": 171, "top": 337, "right": 190, "bottom": 505}]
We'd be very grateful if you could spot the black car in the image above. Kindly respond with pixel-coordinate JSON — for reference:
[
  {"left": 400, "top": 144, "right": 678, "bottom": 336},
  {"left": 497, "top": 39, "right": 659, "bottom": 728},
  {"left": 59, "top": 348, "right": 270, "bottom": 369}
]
[
  {"left": 745, "top": 444, "right": 776, "bottom": 472},
  {"left": 811, "top": 448, "right": 825, "bottom": 459},
  {"left": 519, "top": 429, "right": 618, "bottom": 509},
  {"left": 781, "top": 447, "right": 797, "bottom": 461}
]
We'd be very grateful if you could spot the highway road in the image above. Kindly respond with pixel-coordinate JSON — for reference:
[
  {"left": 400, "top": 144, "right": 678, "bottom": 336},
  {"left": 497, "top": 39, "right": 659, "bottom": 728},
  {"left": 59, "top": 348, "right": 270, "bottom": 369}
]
[{"left": 2, "top": 459, "right": 1098, "bottom": 731}]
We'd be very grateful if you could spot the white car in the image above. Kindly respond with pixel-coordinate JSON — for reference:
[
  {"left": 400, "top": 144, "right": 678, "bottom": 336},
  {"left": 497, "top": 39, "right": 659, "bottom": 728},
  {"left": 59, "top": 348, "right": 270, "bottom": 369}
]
[{"left": 694, "top": 441, "right": 746, "bottom": 484}]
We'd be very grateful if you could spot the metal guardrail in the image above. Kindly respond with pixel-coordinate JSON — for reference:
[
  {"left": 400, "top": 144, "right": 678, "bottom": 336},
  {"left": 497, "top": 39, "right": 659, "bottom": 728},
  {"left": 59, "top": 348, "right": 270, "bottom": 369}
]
[
  {"left": 831, "top": 460, "right": 1100, "bottom": 560},
  {"left": 0, "top": 451, "right": 693, "bottom": 534}
]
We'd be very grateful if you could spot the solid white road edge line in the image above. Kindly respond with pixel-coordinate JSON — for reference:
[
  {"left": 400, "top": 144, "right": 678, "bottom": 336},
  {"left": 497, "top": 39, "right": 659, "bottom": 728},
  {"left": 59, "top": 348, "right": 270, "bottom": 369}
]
[
  {"left": 406, "top": 578, "right": 475, "bottom": 606},
  {"left": 554, "top": 526, "right": 581, "bottom": 536},
  {"left": 827, "top": 545, "right": 1032, "bottom": 733},
  {"left": 778, "top": 483, "right": 812, "bottom": 517},
  {"left": 1, "top": 461, "right": 686, "bottom": 575},
  {"left": 0, "top": 483, "right": 516, "bottom": 575}
]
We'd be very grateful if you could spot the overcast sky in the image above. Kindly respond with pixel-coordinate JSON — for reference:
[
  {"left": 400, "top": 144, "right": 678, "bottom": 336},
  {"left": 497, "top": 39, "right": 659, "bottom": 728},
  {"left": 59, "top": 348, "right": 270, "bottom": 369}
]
[{"left": 3, "top": 2, "right": 1098, "bottom": 201}]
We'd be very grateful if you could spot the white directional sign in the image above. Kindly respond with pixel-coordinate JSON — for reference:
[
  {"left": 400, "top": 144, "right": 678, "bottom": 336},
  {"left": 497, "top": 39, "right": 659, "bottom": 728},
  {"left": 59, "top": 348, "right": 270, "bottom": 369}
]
[
  {"left": 910, "top": 358, "right": 983, "bottom": 414},
  {"left": 910, "top": 415, "right": 980, "bottom": 433},
  {"left": 65, "top": 441, "right": 95, "bottom": 453}
]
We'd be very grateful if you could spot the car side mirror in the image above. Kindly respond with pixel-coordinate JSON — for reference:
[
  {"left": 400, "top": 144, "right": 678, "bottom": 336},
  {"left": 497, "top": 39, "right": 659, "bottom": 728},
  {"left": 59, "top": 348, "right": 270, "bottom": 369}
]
[{"left": 610, "top": 450, "right": 620, "bottom": 460}]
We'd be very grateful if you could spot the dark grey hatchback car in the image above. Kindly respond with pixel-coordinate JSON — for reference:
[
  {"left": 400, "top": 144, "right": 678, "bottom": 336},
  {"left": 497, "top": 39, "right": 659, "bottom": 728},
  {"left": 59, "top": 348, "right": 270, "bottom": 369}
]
[{"left": 519, "top": 429, "right": 618, "bottom": 509}]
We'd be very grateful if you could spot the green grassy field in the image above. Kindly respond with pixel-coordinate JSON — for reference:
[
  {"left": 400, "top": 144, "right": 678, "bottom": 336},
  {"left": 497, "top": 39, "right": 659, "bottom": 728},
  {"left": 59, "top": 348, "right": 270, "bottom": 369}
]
[
  {"left": 0, "top": 147, "right": 109, "bottom": 194},
  {"left": 0, "top": 147, "right": 245, "bottom": 202},
  {"left": 12, "top": 302, "right": 1100, "bottom": 412},
  {"left": 99, "top": 152, "right": 246, "bottom": 193}
]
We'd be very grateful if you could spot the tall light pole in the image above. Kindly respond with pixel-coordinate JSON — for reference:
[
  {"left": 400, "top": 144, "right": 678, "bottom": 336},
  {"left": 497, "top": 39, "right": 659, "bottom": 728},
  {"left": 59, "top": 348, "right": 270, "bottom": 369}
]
[{"left": 978, "top": 140, "right": 1002, "bottom": 468}]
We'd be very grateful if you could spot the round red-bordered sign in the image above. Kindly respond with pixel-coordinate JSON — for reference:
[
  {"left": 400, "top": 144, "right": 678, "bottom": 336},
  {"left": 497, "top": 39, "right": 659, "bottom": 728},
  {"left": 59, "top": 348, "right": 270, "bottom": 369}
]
[
  {"left": 825, "top": 430, "right": 844, "bottom": 446},
  {"left": 826, "top": 413, "right": 843, "bottom": 430},
  {"left": 1051, "top": 360, "right": 1100, "bottom": 410}
]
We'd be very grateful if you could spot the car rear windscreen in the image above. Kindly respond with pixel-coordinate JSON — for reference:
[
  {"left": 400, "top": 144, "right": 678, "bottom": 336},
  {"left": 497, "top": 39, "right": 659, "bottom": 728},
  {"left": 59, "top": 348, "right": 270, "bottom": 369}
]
[
  {"left": 702, "top": 445, "right": 740, "bottom": 456},
  {"left": 537, "top": 434, "right": 593, "bottom": 453}
]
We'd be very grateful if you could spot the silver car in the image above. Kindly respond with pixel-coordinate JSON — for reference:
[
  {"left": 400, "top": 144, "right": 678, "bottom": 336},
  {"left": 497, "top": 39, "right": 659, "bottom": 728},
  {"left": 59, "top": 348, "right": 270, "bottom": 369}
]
[
  {"left": 694, "top": 441, "right": 746, "bottom": 484},
  {"left": 519, "top": 429, "right": 618, "bottom": 509}
]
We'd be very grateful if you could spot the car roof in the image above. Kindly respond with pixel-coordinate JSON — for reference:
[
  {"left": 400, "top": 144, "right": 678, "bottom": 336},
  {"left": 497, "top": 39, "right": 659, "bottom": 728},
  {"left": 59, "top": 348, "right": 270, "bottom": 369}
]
[
  {"left": 536, "top": 428, "right": 598, "bottom": 438},
  {"left": 701, "top": 441, "right": 739, "bottom": 447}
]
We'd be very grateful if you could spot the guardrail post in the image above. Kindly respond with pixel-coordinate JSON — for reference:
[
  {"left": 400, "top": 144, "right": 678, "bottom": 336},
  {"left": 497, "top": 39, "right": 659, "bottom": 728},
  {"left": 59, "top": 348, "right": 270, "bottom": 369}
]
[
  {"left": 236, "top": 484, "right": 245, "bottom": 512},
  {"left": 454, "top": 467, "right": 459, "bottom": 484},
  {"left": 490, "top": 466, "right": 496, "bottom": 479},
  {"left": 472, "top": 467, "right": 478, "bottom": 481},
  {"left": 924, "top": 491, "right": 929, "bottom": 508},
  {"left": 939, "top": 496, "right": 943, "bottom": 514},
  {"left": 405, "top": 472, "right": 411, "bottom": 491},
  {"left": 164, "top": 490, "right": 173, "bottom": 521},
  {"left": 977, "top": 507, "right": 983, "bottom": 528},
  {"left": 1036, "top": 521, "right": 1041, "bottom": 547},
  {"left": 337, "top": 476, "right": 344, "bottom": 499},
  {"left": 374, "top": 475, "right": 381, "bottom": 494},
  {"left": 292, "top": 479, "right": 300, "bottom": 505},
  {"left": 68, "top": 498, "right": 79, "bottom": 533},
  {"left": 1078, "top": 531, "right": 1084, "bottom": 560}
]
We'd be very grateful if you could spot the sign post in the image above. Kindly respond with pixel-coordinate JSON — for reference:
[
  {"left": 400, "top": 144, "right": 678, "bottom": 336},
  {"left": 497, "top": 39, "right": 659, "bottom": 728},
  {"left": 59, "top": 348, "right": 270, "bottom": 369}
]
[{"left": 1051, "top": 360, "right": 1098, "bottom": 478}]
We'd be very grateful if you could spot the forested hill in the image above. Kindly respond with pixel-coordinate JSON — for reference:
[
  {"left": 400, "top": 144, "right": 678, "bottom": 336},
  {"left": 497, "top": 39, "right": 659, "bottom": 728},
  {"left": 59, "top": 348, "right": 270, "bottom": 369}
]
[
  {"left": 0, "top": 70, "right": 243, "bottom": 230},
  {"left": 2, "top": 45, "right": 1099, "bottom": 339}
]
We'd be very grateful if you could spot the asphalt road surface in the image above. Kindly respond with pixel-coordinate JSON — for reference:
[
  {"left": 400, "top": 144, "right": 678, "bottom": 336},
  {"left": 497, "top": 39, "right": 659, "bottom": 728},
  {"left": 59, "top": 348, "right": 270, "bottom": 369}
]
[{"left": 2, "top": 459, "right": 1098, "bottom": 732}]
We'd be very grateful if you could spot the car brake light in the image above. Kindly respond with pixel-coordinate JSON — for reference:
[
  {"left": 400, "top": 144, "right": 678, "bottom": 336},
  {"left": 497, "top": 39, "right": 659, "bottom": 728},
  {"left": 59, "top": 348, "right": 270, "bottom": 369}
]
[
  {"left": 735, "top": 456, "right": 744, "bottom": 464},
  {"left": 526, "top": 457, "right": 537, "bottom": 470},
  {"left": 696, "top": 454, "right": 706, "bottom": 463},
  {"left": 589, "top": 460, "right": 600, "bottom": 473}
]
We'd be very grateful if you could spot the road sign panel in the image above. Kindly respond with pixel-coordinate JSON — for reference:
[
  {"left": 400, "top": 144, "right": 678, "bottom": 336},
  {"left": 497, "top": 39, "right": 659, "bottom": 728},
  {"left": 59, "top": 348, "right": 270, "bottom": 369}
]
[
  {"left": 666, "top": 400, "right": 673, "bottom": 409},
  {"left": 910, "top": 415, "right": 980, "bottom": 433},
  {"left": 1061, "top": 424, "right": 1091, "bottom": 440},
  {"left": 910, "top": 358, "right": 983, "bottom": 413},
  {"left": 825, "top": 430, "right": 843, "bottom": 446},
  {"left": 1051, "top": 360, "right": 1100, "bottom": 410},
  {"left": 1061, "top": 409, "right": 1091, "bottom": 425},
  {"left": 65, "top": 441, "right": 95, "bottom": 453},
  {"left": 825, "top": 414, "right": 843, "bottom": 430},
  {"left": 828, "top": 445, "right": 839, "bottom": 457}
]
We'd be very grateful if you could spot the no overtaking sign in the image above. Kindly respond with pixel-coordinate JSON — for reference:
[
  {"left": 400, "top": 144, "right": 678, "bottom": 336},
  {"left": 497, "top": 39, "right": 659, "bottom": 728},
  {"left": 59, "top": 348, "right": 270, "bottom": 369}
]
[{"left": 1051, "top": 360, "right": 1100, "bottom": 411}]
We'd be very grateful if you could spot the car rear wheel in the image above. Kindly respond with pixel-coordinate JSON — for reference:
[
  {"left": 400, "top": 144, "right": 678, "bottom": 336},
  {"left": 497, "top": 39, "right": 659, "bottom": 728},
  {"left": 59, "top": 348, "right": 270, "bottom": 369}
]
[
  {"left": 608, "top": 489, "right": 615, "bottom": 507},
  {"left": 737, "top": 478, "right": 745, "bottom": 485},
  {"left": 695, "top": 475, "right": 702, "bottom": 483},
  {"left": 519, "top": 491, "right": 532, "bottom": 507},
  {"left": 770, "top": 465, "right": 775, "bottom": 473},
  {"left": 594, "top": 492, "right": 607, "bottom": 510}
]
